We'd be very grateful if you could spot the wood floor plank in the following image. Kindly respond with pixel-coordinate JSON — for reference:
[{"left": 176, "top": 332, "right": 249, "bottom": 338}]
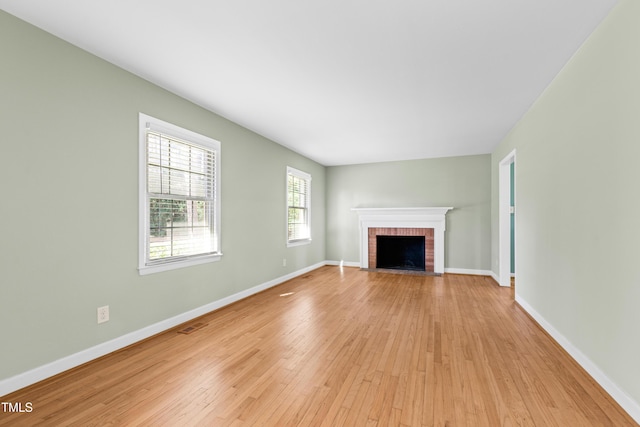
[{"left": 0, "top": 266, "right": 636, "bottom": 426}]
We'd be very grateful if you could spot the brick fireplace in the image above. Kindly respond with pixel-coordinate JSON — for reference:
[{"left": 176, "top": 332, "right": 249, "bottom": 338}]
[
  {"left": 352, "top": 207, "right": 453, "bottom": 274},
  {"left": 369, "top": 227, "right": 434, "bottom": 272}
]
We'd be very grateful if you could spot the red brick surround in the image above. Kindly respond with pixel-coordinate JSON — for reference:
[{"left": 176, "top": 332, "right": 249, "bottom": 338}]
[{"left": 368, "top": 228, "right": 435, "bottom": 272}]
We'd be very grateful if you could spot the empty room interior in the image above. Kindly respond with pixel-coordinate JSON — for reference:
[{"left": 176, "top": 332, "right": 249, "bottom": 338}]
[{"left": 1, "top": 0, "right": 639, "bottom": 425}]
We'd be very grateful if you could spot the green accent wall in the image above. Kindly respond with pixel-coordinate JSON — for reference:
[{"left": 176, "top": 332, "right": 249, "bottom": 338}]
[
  {"left": 491, "top": 0, "right": 640, "bottom": 408},
  {"left": 326, "top": 155, "right": 491, "bottom": 271},
  {"left": 0, "top": 11, "right": 325, "bottom": 380}
]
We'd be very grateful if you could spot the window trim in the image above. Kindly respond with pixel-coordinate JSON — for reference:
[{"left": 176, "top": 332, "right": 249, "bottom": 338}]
[
  {"left": 138, "top": 113, "right": 222, "bottom": 275},
  {"left": 286, "top": 166, "right": 312, "bottom": 247}
]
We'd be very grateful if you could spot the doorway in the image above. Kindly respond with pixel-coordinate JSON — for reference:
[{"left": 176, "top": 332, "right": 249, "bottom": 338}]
[{"left": 499, "top": 150, "right": 515, "bottom": 288}]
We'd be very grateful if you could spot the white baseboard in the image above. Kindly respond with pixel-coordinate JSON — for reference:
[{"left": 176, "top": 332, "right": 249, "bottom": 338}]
[
  {"left": 485, "top": 270, "right": 504, "bottom": 285},
  {"left": 444, "top": 267, "right": 493, "bottom": 276},
  {"left": 515, "top": 295, "right": 640, "bottom": 424},
  {"left": 488, "top": 272, "right": 515, "bottom": 285},
  {"left": 324, "top": 260, "right": 361, "bottom": 268},
  {"left": 0, "top": 261, "right": 326, "bottom": 397},
  {"left": 490, "top": 271, "right": 500, "bottom": 283}
]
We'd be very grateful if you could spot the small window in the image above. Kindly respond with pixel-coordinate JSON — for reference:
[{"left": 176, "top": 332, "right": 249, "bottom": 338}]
[
  {"left": 287, "top": 166, "right": 311, "bottom": 246},
  {"left": 139, "top": 113, "right": 221, "bottom": 275}
]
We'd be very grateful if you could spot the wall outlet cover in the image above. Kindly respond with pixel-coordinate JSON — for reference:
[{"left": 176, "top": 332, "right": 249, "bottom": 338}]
[{"left": 97, "top": 306, "right": 109, "bottom": 324}]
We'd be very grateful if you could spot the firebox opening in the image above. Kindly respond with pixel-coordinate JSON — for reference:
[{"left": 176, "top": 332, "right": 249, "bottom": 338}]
[{"left": 376, "top": 236, "right": 426, "bottom": 271}]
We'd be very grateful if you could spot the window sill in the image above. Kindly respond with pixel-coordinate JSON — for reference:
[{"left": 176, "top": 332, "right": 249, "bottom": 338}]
[
  {"left": 138, "top": 253, "right": 222, "bottom": 275},
  {"left": 287, "top": 239, "right": 312, "bottom": 248}
]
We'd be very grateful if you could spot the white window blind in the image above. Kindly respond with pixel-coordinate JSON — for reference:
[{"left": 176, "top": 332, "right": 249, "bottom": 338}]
[
  {"left": 139, "top": 114, "right": 221, "bottom": 274},
  {"left": 287, "top": 167, "right": 311, "bottom": 244}
]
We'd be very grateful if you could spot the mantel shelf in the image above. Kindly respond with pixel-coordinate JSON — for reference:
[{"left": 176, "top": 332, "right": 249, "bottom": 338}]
[{"left": 352, "top": 207, "right": 453, "bottom": 216}]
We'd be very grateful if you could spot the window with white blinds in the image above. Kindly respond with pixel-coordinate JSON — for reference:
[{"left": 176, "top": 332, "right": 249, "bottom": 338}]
[
  {"left": 287, "top": 167, "right": 311, "bottom": 246},
  {"left": 139, "top": 113, "right": 221, "bottom": 274}
]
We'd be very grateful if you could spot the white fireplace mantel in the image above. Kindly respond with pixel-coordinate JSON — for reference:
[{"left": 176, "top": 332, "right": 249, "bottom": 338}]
[{"left": 352, "top": 207, "right": 453, "bottom": 274}]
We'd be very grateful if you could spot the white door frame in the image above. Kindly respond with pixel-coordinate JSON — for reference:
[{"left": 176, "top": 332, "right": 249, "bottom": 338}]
[{"left": 498, "top": 149, "right": 516, "bottom": 287}]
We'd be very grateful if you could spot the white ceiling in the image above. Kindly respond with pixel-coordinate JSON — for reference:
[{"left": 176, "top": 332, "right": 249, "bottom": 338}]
[{"left": 1, "top": 0, "right": 619, "bottom": 166}]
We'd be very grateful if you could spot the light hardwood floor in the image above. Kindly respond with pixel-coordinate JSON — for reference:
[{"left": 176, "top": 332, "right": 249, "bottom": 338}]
[{"left": 1, "top": 266, "right": 636, "bottom": 426}]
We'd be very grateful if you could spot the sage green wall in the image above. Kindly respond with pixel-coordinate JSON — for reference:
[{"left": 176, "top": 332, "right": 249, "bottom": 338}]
[
  {"left": 326, "top": 155, "right": 491, "bottom": 271},
  {"left": 0, "top": 11, "right": 325, "bottom": 380},
  {"left": 491, "top": 0, "right": 640, "bottom": 407}
]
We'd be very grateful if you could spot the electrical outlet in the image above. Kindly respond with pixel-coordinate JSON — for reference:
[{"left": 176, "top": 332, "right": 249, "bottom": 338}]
[
  {"left": 283, "top": 258, "right": 287, "bottom": 267},
  {"left": 97, "top": 306, "right": 109, "bottom": 324}
]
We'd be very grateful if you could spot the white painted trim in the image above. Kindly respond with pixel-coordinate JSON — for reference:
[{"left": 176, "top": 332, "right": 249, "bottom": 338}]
[
  {"left": 139, "top": 253, "right": 223, "bottom": 276},
  {"left": 490, "top": 271, "right": 500, "bottom": 284},
  {"left": 516, "top": 295, "right": 640, "bottom": 424},
  {"left": 138, "top": 113, "right": 223, "bottom": 275},
  {"left": 286, "top": 166, "right": 312, "bottom": 246},
  {"left": 351, "top": 207, "right": 453, "bottom": 216},
  {"left": 498, "top": 150, "right": 515, "bottom": 287},
  {"left": 352, "top": 207, "right": 453, "bottom": 274},
  {"left": 444, "top": 268, "right": 494, "bottom": 276},
  {"left": 0, "top": 261, "right": 326, "bottom": 397},
  {"left": 325, "top": 260, "right": 361, "bottom": 268},
  {"left": 286, "top": 239, "right": 312, "bottom": 248}
]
